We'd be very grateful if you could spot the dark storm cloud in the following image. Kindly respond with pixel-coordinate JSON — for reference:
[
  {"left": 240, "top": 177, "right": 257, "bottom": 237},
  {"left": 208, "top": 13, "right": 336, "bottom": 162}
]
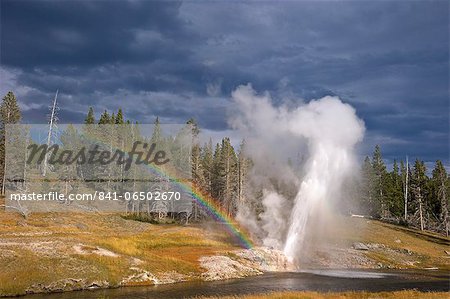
[
  {"left": 1, "top": 0, "right": 190, "bottom": 67},
  {"left": 0, "top": 0, "right": 448, "bottom": 167}
]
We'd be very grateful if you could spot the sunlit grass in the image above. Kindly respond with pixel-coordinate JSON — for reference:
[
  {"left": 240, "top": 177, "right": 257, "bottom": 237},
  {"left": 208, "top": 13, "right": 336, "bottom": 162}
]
[
  {"left": 0, "top": 248, "right": 91, "bottom": 295},
  {"left": 1, "top": 200, "right": 449, "bottom": 297},
  {"left": 198, "top": 290, "right": 450, "bottom": 299},
  {"left": 0, "top": 205, "right": 238, "bottom": 296},
  {"left": 320, "top": 216, "right": 450, "bottom": 270}
]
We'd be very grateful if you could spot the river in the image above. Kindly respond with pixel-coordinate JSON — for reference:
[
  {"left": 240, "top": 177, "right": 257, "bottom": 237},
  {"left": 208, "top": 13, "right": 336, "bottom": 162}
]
[{"left": 15, "top": 269, "right": 450, "bottom": 298}]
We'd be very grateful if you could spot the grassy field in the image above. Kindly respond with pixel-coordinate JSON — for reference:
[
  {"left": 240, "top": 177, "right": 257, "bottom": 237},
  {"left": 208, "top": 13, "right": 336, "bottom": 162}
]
[
  {"left": 199, "top": 290, "right": 449, "bottom": 299},
  {"left": 0, "top": 201, "right": 239, "bottom": 296},
  {"left": 318, "top": 216, "right": 450, "bottom": 270},
  {"left": 0, "top": 197, "right": 449, "bottom": 297}
]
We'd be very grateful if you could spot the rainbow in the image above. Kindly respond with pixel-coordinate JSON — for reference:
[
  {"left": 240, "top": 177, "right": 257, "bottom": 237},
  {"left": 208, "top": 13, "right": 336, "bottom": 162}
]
[
  {"left": 139, "top": 163, "right": 254, "bottom": 249},
  {"left": 189, "top": 185, "right": 254, "bottom": 249},
  {"left": 53, "top": 129, "right": 255, "bottom": 249}
]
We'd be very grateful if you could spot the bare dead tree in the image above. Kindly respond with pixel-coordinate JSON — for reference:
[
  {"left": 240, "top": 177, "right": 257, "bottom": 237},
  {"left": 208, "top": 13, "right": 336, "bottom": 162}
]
[
  {"left": 42, "top": 90, "right": 59, "bottom": 176},
  {"left": 404, "top": 156, "right": 409, "bottom": 221}
]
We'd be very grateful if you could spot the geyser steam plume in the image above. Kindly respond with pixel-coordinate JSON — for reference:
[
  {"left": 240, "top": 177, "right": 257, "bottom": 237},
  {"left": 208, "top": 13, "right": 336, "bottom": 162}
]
[{"left": 230, "top": 84, "right": 365, "bottom": 263}]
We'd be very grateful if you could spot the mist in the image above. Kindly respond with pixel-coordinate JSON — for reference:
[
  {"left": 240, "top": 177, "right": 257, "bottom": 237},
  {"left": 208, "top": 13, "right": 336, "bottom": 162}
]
[{"left": 229, "top": 84, "right": 365, "bottom": 264}]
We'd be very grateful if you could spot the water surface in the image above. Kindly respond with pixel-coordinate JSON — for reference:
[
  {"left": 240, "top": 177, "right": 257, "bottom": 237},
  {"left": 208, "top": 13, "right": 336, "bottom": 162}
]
[{"left": 17, "top": 269, "right": 450, "bottom": 299}]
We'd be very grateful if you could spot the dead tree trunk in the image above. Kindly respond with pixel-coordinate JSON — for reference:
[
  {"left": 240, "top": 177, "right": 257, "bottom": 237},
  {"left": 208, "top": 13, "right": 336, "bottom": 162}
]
[
  {"left": 43, "top": 90, "right": 59, "bottom": 177},
  {"left": 404, "top": 156, "right": 409, "bottom": 221},
  {"left": 418, "top": 186, "right": 424, "bottom": 231}
]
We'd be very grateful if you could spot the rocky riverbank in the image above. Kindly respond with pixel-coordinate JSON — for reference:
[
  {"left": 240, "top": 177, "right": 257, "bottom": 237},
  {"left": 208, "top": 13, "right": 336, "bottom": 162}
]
[{"left": 12, "top": 247, "right": 293, "bottom": 295}]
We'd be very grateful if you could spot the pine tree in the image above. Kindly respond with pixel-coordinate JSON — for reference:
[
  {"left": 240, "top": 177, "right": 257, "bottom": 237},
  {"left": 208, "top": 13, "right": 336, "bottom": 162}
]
[
  {"left": 188, "top": 118, "right": 202, "bottom": 221},
  {"left": 237, "top": 139, "right": 250, "bottom": 206},
  {"left": 85, "top": 107, "right": 95, "bottom": 124},
  {"left": 431, "top": 160, "right": 449, "bottom": 235},
  {"left": 0, "top": 92, "right": 21, "bottom": 125},
  {"left": 219, "top": 138, "right": 238, "bottom": 216},
  {"left": 186, "top": 118, "right": 200, "bottom": 137},
  {"left": 392, "top": 160, "right": 400, "bottom": 189},
  {"left": 59, "top": 124, "right": 80, "bottom": 194},
  {"left": 372, "top": 145, "right": 388, "bottom": 218},
  {"left": 188, "top": 119, "right": 201, "bottom": 184},
  {"left": 387, "top": 159, "right": 403, "bottom": 217},
  {"left": 0, "top": 91, "right": 22, "bottom": 195},
  {"left": 151, "top": 117, "right": 162, "bottom": 144},
  {"left": 360, "top": 156, "right": 377, "bottom": 216},
  {"left": 98, "top": 110, "right": 111, "bottom": 124},
  {"left": 211, "top": 143, "right": 222, "bottom": 200},
  {"left": 411, "top": 159, "right": 428, "bottom": 230},
  {"left": 82, "top": 107, "right": 97, "bottom": 138},
  {"left": 201, "top": 139, "right": 214, "bottom": 195},
  {"left": 400, "top": 159, "right": 411, "bottom": 221},
  {"left": 115, "top": 108, "right": 124, "bottom": 124},
  {"left": 191, "top": 142, "right": 202, "bottom": 221}
]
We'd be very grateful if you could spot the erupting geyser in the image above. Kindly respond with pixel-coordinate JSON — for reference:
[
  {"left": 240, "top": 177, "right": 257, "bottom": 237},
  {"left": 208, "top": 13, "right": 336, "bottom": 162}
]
[
  {"left": 230, "top": 84, "right": 365, "bottom": 264},
  {"left": 282, "top": 98, "right": 365, "bottom": 262}
]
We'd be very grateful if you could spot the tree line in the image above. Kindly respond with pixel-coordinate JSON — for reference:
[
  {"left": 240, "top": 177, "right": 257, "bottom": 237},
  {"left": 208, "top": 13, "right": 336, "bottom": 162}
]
[
  {"left": 0, "top": 91, "right": 448, "bottom": 235},
  {"left": 357, "top": 145, "right": 448, "bottom": 235},
  {"left": 82, "top": 105, "right": 251, "bottom": 221}
]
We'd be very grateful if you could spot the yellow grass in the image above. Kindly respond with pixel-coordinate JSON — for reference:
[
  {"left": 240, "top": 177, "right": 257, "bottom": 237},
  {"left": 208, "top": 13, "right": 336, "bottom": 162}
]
[
  {"left": 0, "top": 199, "right": 449, "bottom": 297},
  {"left": 0, "top": 208, "right": 237, "bottom": 296},
  {"left": 318, "top": 216, "right": 450, "bottom": 270},
  {"left": 362, "top": 220, "right": 449, "bottom": 269},
  {"left": 198, "top": 290, "right": 449, "bottom": 299}
]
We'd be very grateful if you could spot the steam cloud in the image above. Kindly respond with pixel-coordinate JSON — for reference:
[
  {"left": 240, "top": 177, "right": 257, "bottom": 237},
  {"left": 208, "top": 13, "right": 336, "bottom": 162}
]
[{"left": 229, "top": 84, "right": 365, "bottom": 264}]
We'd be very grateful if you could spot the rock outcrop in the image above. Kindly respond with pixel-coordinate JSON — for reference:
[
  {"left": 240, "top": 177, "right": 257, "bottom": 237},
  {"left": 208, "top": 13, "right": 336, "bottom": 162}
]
[{"left": 200, "top": 247, "right": 294, "bottom": 281}]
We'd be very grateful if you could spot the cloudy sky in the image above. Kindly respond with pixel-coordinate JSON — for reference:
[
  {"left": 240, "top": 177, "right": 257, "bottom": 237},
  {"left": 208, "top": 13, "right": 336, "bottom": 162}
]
[{"left": 0, "top": 0, "right": 448, "bottom": 168}]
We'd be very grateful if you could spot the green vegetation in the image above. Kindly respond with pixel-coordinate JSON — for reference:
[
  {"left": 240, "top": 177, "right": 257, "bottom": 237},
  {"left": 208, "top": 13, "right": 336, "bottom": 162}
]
[
  {"left": 0, "top": 92, "right": 448, "bottom": 236},
  {"left": 0, "top": 91, "right": 21, "bottom": 195},
  {"left": 358, "top": 145, "right": 449, "bottom": 235}
]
